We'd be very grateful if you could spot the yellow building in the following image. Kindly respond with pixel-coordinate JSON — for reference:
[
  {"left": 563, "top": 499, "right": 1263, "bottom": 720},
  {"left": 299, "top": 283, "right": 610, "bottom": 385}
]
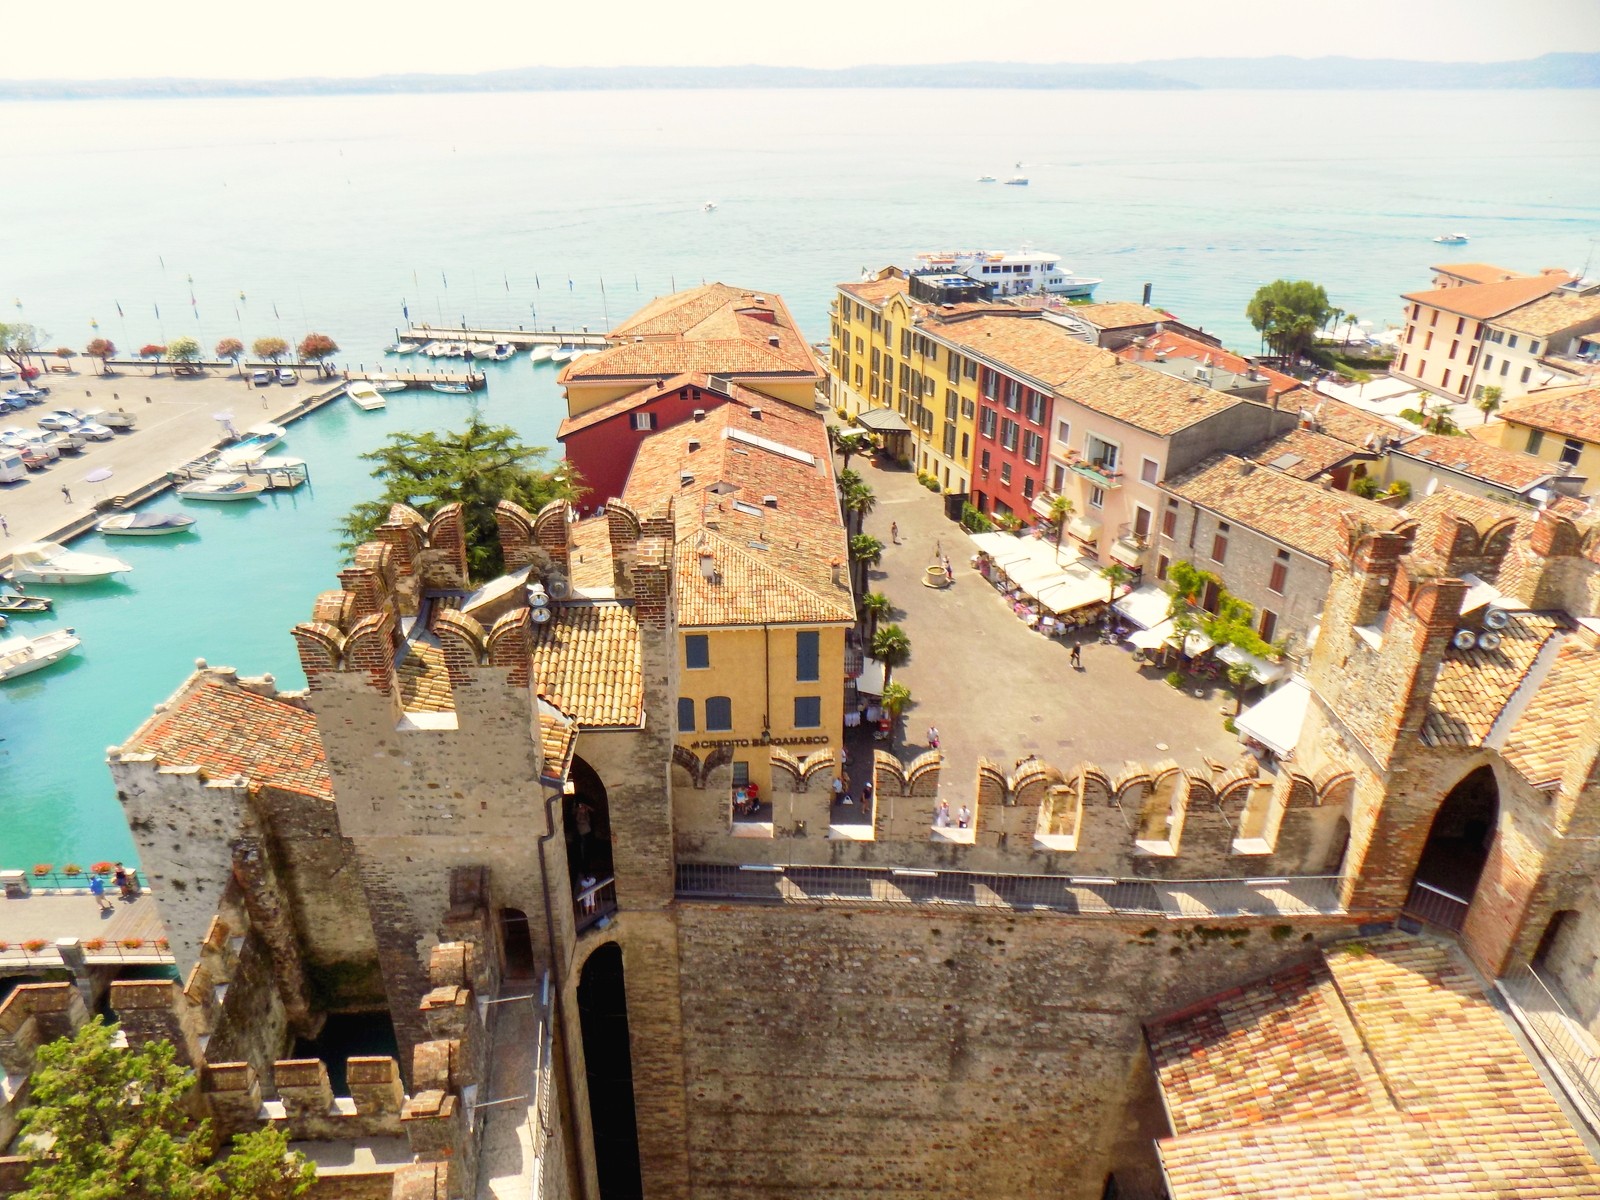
[
  {"left": 623, "top": 398, "right": 854, "bottom": 801},
  {"left": 1496, "top": 386, "right": 1600, "bottom": 484}
]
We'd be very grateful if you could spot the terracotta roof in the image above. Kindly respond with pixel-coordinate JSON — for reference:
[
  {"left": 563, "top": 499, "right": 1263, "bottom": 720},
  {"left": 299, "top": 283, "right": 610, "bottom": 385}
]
[
  {"left": 1500, "top": 387, "right": 1600, "bottom": 446},
  {"left": 1401, "top": 483, "right": 1530, "bottom": 532},
  {"left": 568, "top": 284, "right": 818, "bottom": 384},
  {"left": 1117, "top": 332, "right": 1300, "bottom": 399},
  {"left": 1503, "top": 633, "right": 1600, "bottom": 788},
  {"left": 1163, "top": 455, "right": 1402, "bottom": 563},
  {"left": 1068, "top": 362, "right": 1260, "bottom": 436},
  {"left": 623, "top": 401, "right": 855, "bottom": 628},
  {"left": 538, "top": 707, "right": 576, "bottom": 783},
  {"left": 1403, "top": 271, "right": 1572, "bottom": 321},
  {"left": 838, "top": 276, "right": 910, "bottom": 307},
  {"left": 123, "top": 678, "right": 330, "bottom": 800},
  {"left": 396, "top": 642, "right": 453, "bottom": 714},
  {"left": 1431, "top": 262, "right": 1528, "bottom": 285},
  {"left": 1070, "top": 302, "right": 1173, "bottom": 330},
  {"left": 527, "top": 602, "right": 643, "bottom": 728},
  {"left": 925, "top": 312, "right": 1113, "bottom": 388},
  {"left": 1293, "top": 390, "right": 1415, "bottom": 449},
  {"left": 1422, "top": 612, "right": 1568, "bottom": 747},
  {"left": 1152, "top": 936, "right": 1600, "bottom": 1200},
  {"left": 564, "top": 516, "right": 617, "bottom": 594},
  {"left": 558, "top": 373, "right": 760, "bottom": 440},
  {"left": 1252, "top": 428, "right": 1369, "bottom": 480},
  {"left": 1394, "top": 432, "right": 1558, "bottom": 492},
  {"left": 1495, "top": 289, "right": 1600, "bottom": 337}
]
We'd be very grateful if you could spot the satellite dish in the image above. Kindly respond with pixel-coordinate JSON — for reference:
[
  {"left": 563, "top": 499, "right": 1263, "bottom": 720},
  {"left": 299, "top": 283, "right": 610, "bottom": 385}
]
[
  {"left": 531, "top": 606, "right": 552, "bottom": 624},
  {"left": 1483, "top": 607, "right": 1511, "bottom": 630},
  {"left": 1477, "top": 631, "right": 1502, "bottom": 651},
  {"left": 1453, "top": 629, "right": 1478, "bottom": 650}
]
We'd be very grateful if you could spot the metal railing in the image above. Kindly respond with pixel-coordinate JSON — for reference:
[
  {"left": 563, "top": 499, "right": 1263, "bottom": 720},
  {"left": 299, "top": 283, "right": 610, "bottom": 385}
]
[
  {"left": 676, "top": 863, "right": 1342, "bottom": 919},
  {"left": 1500, "top": 963, "right": 1600, "bottom": 1124},
  {"left": 0, "top": 937, "right": 171, "bottom": 963},
  {"left": 1402, "top": 880, "right": 1469, "bottom": 932},
  {"left": 573, "top": 876, "right": 617, "bottom": 933},
  {"left": 4, "top": 866, "right": 141, "bottom": 894}
]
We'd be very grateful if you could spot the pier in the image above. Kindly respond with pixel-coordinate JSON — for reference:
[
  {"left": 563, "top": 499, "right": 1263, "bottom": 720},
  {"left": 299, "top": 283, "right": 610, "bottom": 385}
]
[
  {"left": 395, "top": 323, "right": 611, "bottom": 350},
  {"left": 343, "top": 368, "right": 487, "bottom": 392}
]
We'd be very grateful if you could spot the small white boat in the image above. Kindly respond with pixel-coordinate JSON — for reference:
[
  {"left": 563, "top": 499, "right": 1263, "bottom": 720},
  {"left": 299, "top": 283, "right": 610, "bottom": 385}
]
[
  {"left": 703, "top": 201, "right": 717, "bottom": 212},
  {"left": 528, "top": 345, "right": 555, "bottom": 364},
  {"left": 228, "top": 422, "right": 287, "bottom": 455},
  {"left": 367, "top": 376, "right": 407, "bottom": 393},
  {"left": 569, "top": 348, "right": 598, "bottom": 361},
  {"left": 346, "top": 382, "right": 387, "bottom": 411},
  {"left": 385, "top": 342, "right": 418, "bottom": 355},
  {"left": 0, "top": 627, "right": 81, "bottom": 682},
  {"left": 1433, "top": 232, "right": 1469, "bottom": 245},
  {"left": 1003, "top": 177, "right": 1029, "bottom": 186},
  {"left": 976, "top": 175, "right": 996, "bottom": 183},
  {"left": 489, "top": 342, "right": 516, "bottom": 362},
  {"left": 6, "top": 541, "right": 132, "bottom": 585},
  {"left": 176, "top": 473, "right": 270, "bottom": 501},
  {"left": 549, "top": 346, "right": 576, "bottom": 364},
  {"left": 97, "top": 512, "right": 196, "bottom": 537},
  {"left": 431, "top": 381, "right": 472, "bottom": 395}
]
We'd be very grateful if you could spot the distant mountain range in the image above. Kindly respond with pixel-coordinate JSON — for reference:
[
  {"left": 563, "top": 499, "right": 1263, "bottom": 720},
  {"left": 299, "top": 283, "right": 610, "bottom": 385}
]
[{"left": 4, "top": 53, "right": 1599, "bottom": 100}]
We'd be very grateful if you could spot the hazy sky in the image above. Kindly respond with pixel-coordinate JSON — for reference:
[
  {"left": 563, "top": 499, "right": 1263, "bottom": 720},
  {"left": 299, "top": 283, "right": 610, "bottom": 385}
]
[{"left": 8, "top": 0, "right": 1600, "bottom": 79}]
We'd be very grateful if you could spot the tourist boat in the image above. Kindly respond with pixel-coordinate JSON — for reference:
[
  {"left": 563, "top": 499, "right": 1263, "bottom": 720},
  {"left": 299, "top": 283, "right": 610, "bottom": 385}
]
[
  {"left": 431, "top": 381, "right": 472, "bottom": 395},
  {"left": 346, "top": 381, "right": 387, "bottom": 411},
  {"left": 1433, "top": 232, "right": 1470, "bottom": 245},
  {"left": 227, "top": 422, "right": 287, "bottom": 455},
  {"left": 489, "top": 342, "right": 516, "bottom": 362},
  {"left": 0, "top": 627, "right": 81, "bottom": 682},
  {"left": 528, "top": 345, "right": 555, "bottom": 364},
  {"left": 96, "top": 512, "right": 197, "bottom": 537},
  {"left": 176, "top": 473, "right": 270, "bottom": 501},
  {"left": 6, "top": 541, "right": 132, "bottom": 585},
  {"left": 976, "top": 175, "right": 996, "bottom": 183},
  {"left": 367, "top": 376, "right": 407, "bottom": 393},
  {"left": 549, "top": 346, "right": 576, "bottom": 364},
  {"left": 914, "top": 248, "right": 1102, "bottom": 299},
  {"left": 1003, "top": 176, "right": 1029, "bottom": 186},
  {"left": 0, "top": 593, "right": 52, "bottom": 613}
]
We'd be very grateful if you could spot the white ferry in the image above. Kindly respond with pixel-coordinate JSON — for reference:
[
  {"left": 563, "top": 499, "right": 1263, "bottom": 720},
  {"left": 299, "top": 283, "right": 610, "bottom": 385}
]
[{"left": 913, "top": 249, "right": 1102, "bottom": 299}]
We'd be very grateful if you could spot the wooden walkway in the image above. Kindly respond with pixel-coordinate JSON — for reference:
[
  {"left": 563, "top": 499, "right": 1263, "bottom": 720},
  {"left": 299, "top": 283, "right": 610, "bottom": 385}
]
[
  {"left": 398, "top": 323, "right": 610, "bottom": 350},
  {"left": 343, "top": 369, "right": 487, "bottom": 392},
  {"left": 0, "top": 891, "right": 173, "bottom": 971}
]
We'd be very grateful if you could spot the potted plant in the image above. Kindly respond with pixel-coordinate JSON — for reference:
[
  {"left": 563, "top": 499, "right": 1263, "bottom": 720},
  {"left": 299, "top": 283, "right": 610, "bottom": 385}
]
[
  {"left": 32, "top": 864, "right": 52, "bottom": 877},
  {"left": 22, "top": 939, "right": 48, "bottom": 953}
]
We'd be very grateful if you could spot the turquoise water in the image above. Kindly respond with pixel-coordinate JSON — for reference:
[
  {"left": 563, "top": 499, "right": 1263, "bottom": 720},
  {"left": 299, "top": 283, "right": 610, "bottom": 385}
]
[{"left": 1, "top": 87, "right": 1598, "bottom": 866}]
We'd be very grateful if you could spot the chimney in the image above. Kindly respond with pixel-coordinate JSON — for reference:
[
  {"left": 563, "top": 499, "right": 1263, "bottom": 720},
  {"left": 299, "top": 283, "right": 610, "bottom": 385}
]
[
  {"left": 1142, "top": 282, "right": 1153, "bottom": 306},
  {"left": 763, "top": 495, "right": 778, "bottom": 508},
  {"left": 692, "top": 408, "right": 705, "bottom": 422},
  {"left": 767, "top": 334, "right": 780, "bottom": 347},
  {"left": 679, "top": 470, "right": 694, "bottom": 487},
  {"left": 699, "top": 546, "right": 716, "bottom": 582},
  {"left": 831, "top": 560, "right": 843, "bottom": 587},
  {"left": 749, "top": 406, "right": 763, "bottom": 420},
  {"left": 687, "top": 437, "right": 701, "bottom": 452}
]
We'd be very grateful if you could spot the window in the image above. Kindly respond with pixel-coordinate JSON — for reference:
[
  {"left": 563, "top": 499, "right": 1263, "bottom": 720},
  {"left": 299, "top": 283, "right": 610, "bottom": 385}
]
[
  {"left": 884, "top": 321, "right": 893, "bottom": 345},
  {"left": 945, "top": 389, "right": 958, "bottom": 420},
  {"left": 705, "top": 696, "right": 733, "bottom": 731},
  {"left": 1161, "top": 499, "right": 1178, "bottom": 538},
  {"left": 979, "top": 407, "right": 997, "bottom": 438},
  {"left": 1456, "top": 317, "right": 1465, "bottom": 335},
  {"left": 1399, "top": 352, "right": 1409, "bottom": 371},
  {"left": 1211, "top": 521, "right": 1230, "bottom": 564},
  {"left": 732, "top": 760, "right": 749, "bottom": 788},
  {"left": 943, "top": 424, "right": 957, "bottom": 458},
  {"left": 964, "top": 358, "right": 978, "bottom": 381},
  {"left": 1156, "top": 554, "right": 1170, "bottom": 580},
  {"left": 1561, "top": 438, "right": 1583, "bottom": 467},
  {"left": 795, "top": 630, "right": 819, "bottom": 682},
  {"left": 1089, "top": 486, "right": 1105, "bottom": 509},
  {"left": 1258, "top": 609, "right": 1278, "bottom": 643},
  {"left": 961, "top": 432, "right": 970, "bottom": 459},
  {"left": 1052, "top": 464, "right": 1067, "bottom": 492},
  {"left": 631, "top": 411, "right": 657, "bottom": 431},
  {"left": 1424, "top": 330, "right": 1433, "bottom": 350},
  {"left": 1527, "top": 429, "right": 1544, "bottom": 454},
  {"left": 1521, "top": 366, "right": 1533, "bottom": 384},
  {"left": 677, "top": 697, "right": 695, "bottom": 732},
  {"left": 1483, "top": 354, "right": 1493, "bottom": 371},
  {"left": 1023, "top": 477, "right": 1035, "bottom": 500},
  {"left": 1268, "top": 549, "right": 1289, "bottom": 594},
  {"left": 1057, "top": 419, "right": 1071, "bottom": 446},
  {"left": 1430, "top": 310, "right": 1438, "bottom": 327},
  {"left": 1530, "top": 339, "right": 1542, "bottom": 355},
  {"left": 981, "top": 370, "right": 998, "bottom": 400},
  {"left": 1133, "top": 506, "right": 1152, "bottom": 540},
  {"left": 961, "top": 398, "right": 975, "bottom": 419},
  {"left": 1441, "top": 369, "right": 1451, "bottom": 390},
  {"left": 1201, "top": 580, "right": 1221, "bottom": 613},
  {"left": 793, "top": 696, "right": 822, "bottom": 729},
  {"left": 980, "top": 449, "right": 991, "bottom": 472},
  {"left": 1141, "top": 457, "right": 1159, "bottom": 485},
  {"left": 1084, "top": 434, "right": 1119, "bottom": 473},
  {"left": 1000, "top": 418, "right": 1019, "bottom": 452},
  {"left": 1025, "top": 393, "right": 1046, "bottom": 424},
  {"left": 1000, "top": 462, "right": 1012, "bottom": 485},
  {"left": 1500, "top": 360, "right": 1509, "bottom": 376},
  {"left": 1474, "top": 384, "right": 1485, "bottom": 400},
  {"left": 1022, "top": 430, "right": 1043, "bottom": 465},
  {"left": 947, "top": 353, "right": 961, "bottom": 383},
  {"left": 1004, "top": 379, "right": 1021, "bottom": 412},
  {"left": 1508, "top": 334, "right": 1519, "bottom": 349},
  {"left": 1449, "top": 339, "right": 1458, "bottom": 359},
  {"left": 685, "top": 634, "right": 710, "bottom": 670}
]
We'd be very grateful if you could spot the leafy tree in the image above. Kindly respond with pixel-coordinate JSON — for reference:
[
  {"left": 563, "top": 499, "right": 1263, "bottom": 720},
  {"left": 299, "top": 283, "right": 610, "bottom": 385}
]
[
  {"left": 54, "top": 346, "right": 72, "bottom": 359},
  {"left": 340, "top": 415, "right": 583, "bottom": 581},
  {"left": 0, "top": 322, "right": 48, "bottom": 376},
  {"left": 843, "top": 481, "right": 876, "bottom": 537},
  {"left": 211, "top": 1128, "right": 315, "bottom": 1200},
  {"left": 860, "top": 592, "right": 892, "bottom": 641},
  {"left": 252, "top": 336, "right": 289, "bottom": 363},
  {"left": 167, "top": 336, "right": 201, "bottom": 363},
  {"left": 1476, "top": 384, "right": 1503, "bottom": 424},
  {"left": 1047, "top": 494, "right": 1074, "bottom": 550},
  {"left": 215, "top": 337, "right": 244, "bottom": 363},
  {"left": 1100, "top": 560, "right": 1132, "bottom": 604},
  {"left": 1245, "top": 280, "right": 1332, "bottom": 367},
  {"left": 870, "top": 623, "right": 911, "bottom": 688},
  {"left": 139, "top": 343, "right": 166, "bottom": 358},
  {"left": 85, "top": 337, "right": 116, "bottom": 375},
  {"left": 297, "top": 332, "right": 339, "bottom": 362},
  {"left": 848, "top": 533, "right": 883, "bottom": 595}
]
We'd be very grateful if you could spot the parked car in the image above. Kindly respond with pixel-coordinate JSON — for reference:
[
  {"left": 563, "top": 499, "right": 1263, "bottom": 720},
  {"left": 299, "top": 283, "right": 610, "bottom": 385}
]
[
  {"left": 12, "top": 433, "right": 60, "bottom": 462},
  {"left": 37, "top": 412, "right": 81, "bottom": 431},
  {"left": 75, "top": 421, "right": 114, "bottom": 441},
  {"left": 277, "top": 368, "right": 297, "bottom": 385},
  {"left": 251, "top": 369, "right": 273, "bottom": 387},
  {"left": 3, "top": 389, "right": 41, "bottom": 406},
  {"left": 0, "top": 395, "right": 27, "bottom": 413}
]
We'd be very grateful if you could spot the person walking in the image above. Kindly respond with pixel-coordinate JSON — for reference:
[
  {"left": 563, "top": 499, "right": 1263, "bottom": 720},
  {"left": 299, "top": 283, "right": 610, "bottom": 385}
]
[
  {"left": 890, "top": 521, "right": 900, "bottom": 545},
  {"left": 957, "top": 805, "right": 971, "bottom": 829},
  {"left": 0, "top": 514, "right": 8, "bottom": 536},
  {"left": 927, "top": 726, "right": 940, "bottom": 749},
  {"left": 935, "top": 799, "right": 952, "bottom": 828},
  {"left": 943, "top": 555, "right": 954, "bottom": 584},
  {"left": 1070, "top": 642, "right": 1083, "bottom": 669},
  {"left": 60, "top": 484, "right": 71, "bottom": 503},
  {"left": 89, "top": 873, "right": 112, "bottom": 913},
  {"left": 113, "top": 862, "right": 135, "bottom": 900}
]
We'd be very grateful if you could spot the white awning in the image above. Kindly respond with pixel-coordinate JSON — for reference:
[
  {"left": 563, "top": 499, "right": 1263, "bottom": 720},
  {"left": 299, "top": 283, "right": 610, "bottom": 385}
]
[
  {"left": 1128, "top": 619, "right": 1173, "bottom": 650},
  {"left": 855, "top": 407, "right": 912, "bottom": 433},
  {"left": 1236, "top": 678, "right": 1311, "bottom": 757},
  {"left": 1166, "top": 626, "right": 1214, "bottom": 657},
  {"left": 1067, "top": 515, "right": 1102, "bottom": 543},
  {"left": 1215, "top": 642, "right": 1288, "bottom": 685},
  {"left": 1113, "top": 583, "right": 1171, "bottom": 630},
  {"left": 857, "top": 656, "right": 886, "bottom": 696}
]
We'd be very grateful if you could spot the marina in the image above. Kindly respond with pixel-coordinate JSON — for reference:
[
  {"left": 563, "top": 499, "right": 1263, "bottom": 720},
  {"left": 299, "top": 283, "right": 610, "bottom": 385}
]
[
  {"left": 393, "top": 323, "right": 611, "bottom": 350},
  {"left": 344, "top": 367, "right": 487, "bottom": 391}
]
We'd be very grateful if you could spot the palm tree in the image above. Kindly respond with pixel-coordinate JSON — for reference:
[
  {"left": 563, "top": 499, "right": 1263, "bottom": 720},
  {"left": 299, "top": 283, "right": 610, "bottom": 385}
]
[
  {"left": 1048, "top": 494, "right": 1075, "bottom": 552},
  {"left": 836, "top": 431, "right": 870, "bottom": 472},
  {"left": 1342, "top": 312, "right": 1360, "bottom": 348},
  {"left": 850, "top": 533, "right": 884, "bottom": 595},
  {"left": 871, "top": 623, "right": 912, "bottom": 688},
  {"left": 1100, "top": 561, "right": 1132, "bottom": 604},
  {"left": 880, "top": 681, "right": 912, "bottom": 745},
  {"left": 843, "top": 481, "right": 877, "bottom": 537},
  {"left": 1226, "top": 660, "right": 1255, "bottom": 715},
  {"left": 1476, "top": 385, "right": 1503, "bottom": 425},
  {"left": 861, "top": 592, "right": 892, "bottom": 641}
]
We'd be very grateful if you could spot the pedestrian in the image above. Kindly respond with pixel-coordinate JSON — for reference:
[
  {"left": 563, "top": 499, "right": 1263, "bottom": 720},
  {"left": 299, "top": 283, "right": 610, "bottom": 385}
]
[
  {"left": 60, "top": 484, "right": 71, "bottom": 503},
  {"left": 935, "top": 800, "right": 951, "bottom": 828},
  {"left": 943, "top": 555, "right": 954, "bottom": 584},
  {"left": 927, "top": 726, "right": 940, "bottom": 749},
  {"left": 957, "top": 805, "right": 971, "bottom": 829},
  {"left": 862, "top": 782, "right": 873, "bottom": 809},
  {"left": 890, "top": 521, "right": 900, "bottom": 544},
  {"left": 89, "top": 873, "right": 112, "bottom": 912},
  {"left": 0, "top": 514, "right": 7, "bottom": 536},
  {"left": 578, "top": 874, "right": 598, "bottom": 914},
  {"left": 832, "top": 775, "right": 845, "bottom": 803},
  {"left": 113, "top": 862, "right": 136, "bottom": 900},
  {"left": 1070, "top": 642, "right": 1082, "bottom": 669}
]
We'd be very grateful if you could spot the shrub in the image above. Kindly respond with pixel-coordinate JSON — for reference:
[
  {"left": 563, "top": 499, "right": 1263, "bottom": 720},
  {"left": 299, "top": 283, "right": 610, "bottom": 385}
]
[
  {"left": 1387, "top": 479, "right": 1412, "bottom": 500},
  {"left": 1350, "top": 476, "right": 1382, "bottom": 499},
  {"left": 994, "top": 512, "right": 1024, "bottom": 532},
  {"left": 1166, "top": 670, "right": 1184, "bottom": 689},
  {"left": 32, "top": 864, "right": 52, "bottom": 876},
  {"left": 923, "top": 476, "right": 941, "bottom": 492},
  {"left": 1223, "top": 717, "right": 1237, "bottom": 733},
  {"left": 834, "top": 407, "right": 850, "bottom": 421},
  {"left": 960, "top": 502, "right": 995, "bottom": 533},
  {"left": 139, "top": 343, "right": 166, "bottom": 359},
  {"left": 54, "top": 346, "right": 72, "bottom": 358}
]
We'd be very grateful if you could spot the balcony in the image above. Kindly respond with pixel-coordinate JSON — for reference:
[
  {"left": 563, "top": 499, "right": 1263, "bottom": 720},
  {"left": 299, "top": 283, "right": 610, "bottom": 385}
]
[
  {"left": 1500, "top": 963, "right": 1600, "bottom": 1132},
  {"left": 573, "top": 875, "right": 617, "bottom": 933},
  {"left": 1068, "top": 458, "right": 1122, "bottom": 489},
  {"left": 1111, "top": 525, "right": 1150, "bottom": 569}
]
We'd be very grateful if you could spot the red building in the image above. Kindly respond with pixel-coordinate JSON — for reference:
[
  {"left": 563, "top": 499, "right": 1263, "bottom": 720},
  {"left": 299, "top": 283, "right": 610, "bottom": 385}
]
[{"left": 972, "top": 363, "right": 1055, "bottom": 520}]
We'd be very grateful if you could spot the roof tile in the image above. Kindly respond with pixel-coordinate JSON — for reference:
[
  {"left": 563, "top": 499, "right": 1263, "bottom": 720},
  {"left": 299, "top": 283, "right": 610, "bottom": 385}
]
[{"left": 528, "top": 602, "right": 643, "bottom": 728}]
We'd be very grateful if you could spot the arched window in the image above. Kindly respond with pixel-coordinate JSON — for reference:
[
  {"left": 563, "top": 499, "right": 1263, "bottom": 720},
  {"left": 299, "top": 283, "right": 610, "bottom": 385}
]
[{"left": 705, "top": 696, "right": 733, "bottom": 731}]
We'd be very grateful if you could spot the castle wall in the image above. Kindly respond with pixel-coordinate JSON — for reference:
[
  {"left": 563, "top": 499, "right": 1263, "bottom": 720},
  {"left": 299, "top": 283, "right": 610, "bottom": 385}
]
[{"left": 669, "top": 903, "right": 1358, "bottom": 1200}]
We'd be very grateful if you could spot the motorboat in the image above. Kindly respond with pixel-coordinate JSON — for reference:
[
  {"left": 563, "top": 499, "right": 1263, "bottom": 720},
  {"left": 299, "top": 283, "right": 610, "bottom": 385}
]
[
  {"left": 1433, "top": 232, "right": 1470, "bottom": 244},
  {"left": 914, "top": 248, "right": 1101, "bottom": 299},
  {"left": 976, "top": 175, "right": 996, "bottom": 183},
  {"left": 0, "top": 627, "right": 81, "bottom": 682},
  {"left": 0, "top": 592, "right": 52, "bottom": 613},
  {"left": 385, "top": 342, "right": 418, "bottom": 355},
  {"left": 346, "top": 381, "right": 387, "bottom": 411},
  {"left": 431, "top": 381, "right": 472, "bottom": 394},
  {"left": 6, "top": 541, "right": 131, "bottom": 585},
  {"left": 176, "top": 473, "right": 270, "bottom": 501},
  {"left": 1003, "top": 176, "right": 1029, "bottom": 186},
  {"left": 549, "top": 346, "right": 576, "bottom": 364},
  {"left": 703, "top": 201, "right": 717, "bottom": 212},
  {"left": 367, "top": 376, "right": 407, "bottom": 393},
  {"left": 489, "top": 342, "right": 516, "bottom": 361},
  {"left": 528, "top": 345, "right": 555, "bottom": 364},
  {"left": 97, "top": 512, "right": 197, "bottom": 537},
  {"left": 227, "top": 422, "right": 287, "bottom": 455}
]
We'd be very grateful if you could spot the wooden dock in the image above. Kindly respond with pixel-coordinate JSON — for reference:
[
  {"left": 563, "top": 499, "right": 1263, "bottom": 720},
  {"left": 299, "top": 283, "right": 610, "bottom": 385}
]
[
  {"left": 0, "top": 891, "right": 173, "bottom": 974},
  {"left": 397, "top": 323, "right": 611, "bottom": 350},
  {"left": 344, "top": 369, "right": 487, "bottom": 392}
]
